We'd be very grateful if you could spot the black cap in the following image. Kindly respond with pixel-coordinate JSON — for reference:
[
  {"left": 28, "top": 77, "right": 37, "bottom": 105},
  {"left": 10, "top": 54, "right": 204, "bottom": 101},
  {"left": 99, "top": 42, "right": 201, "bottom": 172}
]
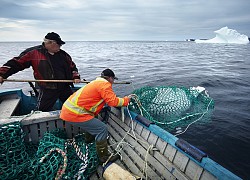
[
  {"left": 45, "top": 32, "right": 65, "bottom": 45},
  {"left": 101, "top": 69, "right": 118, "bottom": 80}
]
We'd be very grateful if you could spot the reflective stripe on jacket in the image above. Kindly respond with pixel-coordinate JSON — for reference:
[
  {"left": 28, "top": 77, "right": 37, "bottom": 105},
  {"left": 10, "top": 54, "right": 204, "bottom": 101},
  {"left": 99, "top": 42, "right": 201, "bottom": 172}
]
[{"left": 60, "top": 77, "right": 130, "bottom": 122}]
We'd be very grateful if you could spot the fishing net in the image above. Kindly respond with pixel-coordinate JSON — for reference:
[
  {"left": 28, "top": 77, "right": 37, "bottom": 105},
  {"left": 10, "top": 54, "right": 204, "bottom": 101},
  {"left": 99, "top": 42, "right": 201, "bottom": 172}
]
[
  {"left": 0, "top": 122, "right": 99, "bottom": 180},
  {"left": 129, "top": 86, "right": 214, "bottom": 133}
]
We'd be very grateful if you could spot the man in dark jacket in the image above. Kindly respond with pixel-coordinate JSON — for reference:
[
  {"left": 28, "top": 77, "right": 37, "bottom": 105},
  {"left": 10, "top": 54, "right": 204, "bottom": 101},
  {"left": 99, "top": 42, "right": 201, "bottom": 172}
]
[{"left": 0, "top": 32, "right": 81, "bottom": 112}]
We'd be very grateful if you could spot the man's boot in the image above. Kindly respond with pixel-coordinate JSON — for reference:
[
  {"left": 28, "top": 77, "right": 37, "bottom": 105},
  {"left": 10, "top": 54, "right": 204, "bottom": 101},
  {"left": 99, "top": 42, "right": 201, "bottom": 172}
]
[
  {"left": 84, "top": 132, "right": 95, "bottom": 144},
  {"left": 96, "top": 139, "right": 120, "bottom": 165}
]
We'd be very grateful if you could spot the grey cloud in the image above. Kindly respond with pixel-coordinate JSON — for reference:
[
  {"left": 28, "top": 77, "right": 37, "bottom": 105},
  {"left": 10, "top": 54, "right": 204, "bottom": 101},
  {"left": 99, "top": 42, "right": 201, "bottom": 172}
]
[{"left": 0, "top": 0, "right": 249, "bottom": 41}]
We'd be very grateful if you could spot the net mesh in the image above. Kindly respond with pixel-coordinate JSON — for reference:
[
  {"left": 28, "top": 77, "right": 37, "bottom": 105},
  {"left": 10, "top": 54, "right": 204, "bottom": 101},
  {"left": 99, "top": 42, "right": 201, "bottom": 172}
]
[
  {"left": 0, "top": 85, "right": 214, "bottom": 178},
  {"left": 129, "top": 86, "right": 214, "bottom": 133},
  {"left": 0, "top": 122, "right": 99, "bottom": 180}
]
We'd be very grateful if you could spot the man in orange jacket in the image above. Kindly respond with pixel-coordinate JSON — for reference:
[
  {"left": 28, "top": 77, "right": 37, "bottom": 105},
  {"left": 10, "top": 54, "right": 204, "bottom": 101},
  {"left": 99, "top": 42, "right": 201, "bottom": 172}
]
[{"left": 60, "top": 68, "right": 130, "bottom": 165}]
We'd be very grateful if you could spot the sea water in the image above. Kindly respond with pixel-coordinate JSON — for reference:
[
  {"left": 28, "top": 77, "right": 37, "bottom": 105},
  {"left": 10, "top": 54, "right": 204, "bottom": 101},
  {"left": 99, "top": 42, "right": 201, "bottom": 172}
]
[{"left": 0, "top": 41, "right": 249, "bottom": 179}]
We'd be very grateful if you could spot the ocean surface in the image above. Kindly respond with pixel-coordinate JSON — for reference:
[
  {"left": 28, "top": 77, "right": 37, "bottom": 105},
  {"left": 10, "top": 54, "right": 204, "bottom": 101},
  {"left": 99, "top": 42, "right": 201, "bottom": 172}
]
[{"left": 0, "top": 41, "right": 249, "bottom": 179}]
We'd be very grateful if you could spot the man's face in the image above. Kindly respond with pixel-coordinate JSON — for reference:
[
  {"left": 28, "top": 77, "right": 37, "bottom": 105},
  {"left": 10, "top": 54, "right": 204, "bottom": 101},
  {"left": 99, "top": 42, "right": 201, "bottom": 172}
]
[{"left": 43, "top": 39, "right": 62, "bottom": 53}]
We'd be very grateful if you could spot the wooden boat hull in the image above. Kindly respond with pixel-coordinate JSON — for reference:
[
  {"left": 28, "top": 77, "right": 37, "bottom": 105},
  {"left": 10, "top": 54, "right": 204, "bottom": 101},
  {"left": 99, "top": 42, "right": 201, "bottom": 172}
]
[{"left": 0, "top": 88, "right": 242, "bottom": 180}]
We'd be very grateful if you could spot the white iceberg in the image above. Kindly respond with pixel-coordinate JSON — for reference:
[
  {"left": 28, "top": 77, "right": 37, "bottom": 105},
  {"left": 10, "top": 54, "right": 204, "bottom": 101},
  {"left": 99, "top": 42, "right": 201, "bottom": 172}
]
[{"left": 195, "top": 27, "right": 249, "bottom": 44}]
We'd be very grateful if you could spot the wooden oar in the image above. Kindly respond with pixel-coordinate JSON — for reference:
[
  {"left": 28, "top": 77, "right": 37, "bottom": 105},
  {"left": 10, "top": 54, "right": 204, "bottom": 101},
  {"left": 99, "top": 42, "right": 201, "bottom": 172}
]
[{"left": 3, "top": 79, "right": 131, "bottom": 84}]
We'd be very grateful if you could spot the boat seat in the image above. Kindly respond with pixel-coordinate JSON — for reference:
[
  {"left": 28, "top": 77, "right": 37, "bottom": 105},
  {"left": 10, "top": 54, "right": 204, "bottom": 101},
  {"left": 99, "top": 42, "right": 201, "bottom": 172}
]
[{"left": 0, "top": 97, "right": 21, "bottom": 118}]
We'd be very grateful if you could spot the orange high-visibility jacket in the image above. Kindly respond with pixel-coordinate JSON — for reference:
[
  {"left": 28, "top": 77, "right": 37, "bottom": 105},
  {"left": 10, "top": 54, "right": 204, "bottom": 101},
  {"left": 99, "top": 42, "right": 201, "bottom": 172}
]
[{"left": 60, "top": 77, "right": 130, "bottom": 122}]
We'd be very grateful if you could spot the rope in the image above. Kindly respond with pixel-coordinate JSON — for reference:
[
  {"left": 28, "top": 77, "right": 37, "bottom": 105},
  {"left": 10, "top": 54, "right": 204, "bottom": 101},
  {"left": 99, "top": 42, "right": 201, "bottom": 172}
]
[
  {"left": 174, "top": 99, "right": 213, "bottom": 136},
  {"left": 129, "top": 94, "right": 144, "bottom": 115},
  {"left": 39, "top": 135, "right": 89, "bottom": 180},
  {"left": 107, "top": 97, "right": 157, "bottom": 180},
  {"left": 142, "top": 144, "right": 154, "bottom": 180},
  {"left": 126, "top": 104, "right": 157, "bottom": 180},
  {"left": 39, "top": 148, "right": 68, "bottom": 180},
  {"left": 65, "top": 135, "right": 89, "bottom": 179}
]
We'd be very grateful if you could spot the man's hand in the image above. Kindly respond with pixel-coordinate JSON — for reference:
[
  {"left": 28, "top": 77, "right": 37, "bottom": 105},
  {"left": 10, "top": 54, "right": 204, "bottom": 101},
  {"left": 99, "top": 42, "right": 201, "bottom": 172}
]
[
  {"left": 73, "top": 79, "right": 81, "bottom": 83},
  {"left": 0, "top": 76, "right": 4, "bottom": 84}
]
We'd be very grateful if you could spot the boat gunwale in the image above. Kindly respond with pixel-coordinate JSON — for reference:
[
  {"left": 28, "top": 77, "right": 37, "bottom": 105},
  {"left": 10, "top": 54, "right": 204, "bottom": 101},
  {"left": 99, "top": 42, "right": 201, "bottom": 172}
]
[{"left": 0, "top": 88, "right": 242, "bottom": 180}]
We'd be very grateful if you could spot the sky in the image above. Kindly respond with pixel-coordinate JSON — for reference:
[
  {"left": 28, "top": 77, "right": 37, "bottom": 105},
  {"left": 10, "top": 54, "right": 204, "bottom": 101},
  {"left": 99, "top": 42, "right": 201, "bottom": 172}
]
[{"left": 0, "top": 0, "right": 249, "bottom": 41}]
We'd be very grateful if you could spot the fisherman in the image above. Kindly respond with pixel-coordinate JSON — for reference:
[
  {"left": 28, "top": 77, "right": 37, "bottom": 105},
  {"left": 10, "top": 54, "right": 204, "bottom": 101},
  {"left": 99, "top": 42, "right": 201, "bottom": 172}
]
[
  {"left": 0, "top": 32, "right": 81, "bottom": 111},
  {"left": 60, "top": 68, "right": 131, "bottom": 165}
]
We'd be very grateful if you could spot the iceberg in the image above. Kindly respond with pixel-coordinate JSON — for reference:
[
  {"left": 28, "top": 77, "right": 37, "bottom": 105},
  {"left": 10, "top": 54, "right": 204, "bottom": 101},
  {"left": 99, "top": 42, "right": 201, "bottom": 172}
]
[{"left": 195, "top": 27, "right": 249, "bottom": 44}]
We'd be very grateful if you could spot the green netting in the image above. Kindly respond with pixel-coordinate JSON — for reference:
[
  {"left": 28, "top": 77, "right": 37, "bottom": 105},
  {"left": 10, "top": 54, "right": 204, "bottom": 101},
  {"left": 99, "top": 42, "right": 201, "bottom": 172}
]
[
  {"left": 0, "top": 122, "right": 31, "bottom": 179},
  {"left": 129, "top": 86, "right": 214, "bottom": 133},
  {"left": 0, "top": 122, "right": 99, "bottom": 180}
]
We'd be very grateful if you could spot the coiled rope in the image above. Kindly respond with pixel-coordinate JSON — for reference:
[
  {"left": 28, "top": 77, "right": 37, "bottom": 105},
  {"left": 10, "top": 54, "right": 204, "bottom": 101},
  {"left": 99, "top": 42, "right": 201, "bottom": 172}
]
[
  {"left": 38, "top": 135, "right": 89, "bottom": 180},
  {"left": 65, "top": 135, "right": 89, "bottom": 180},
  {"left": 39, "top": 148, "right": 67, "bottom": 180}
]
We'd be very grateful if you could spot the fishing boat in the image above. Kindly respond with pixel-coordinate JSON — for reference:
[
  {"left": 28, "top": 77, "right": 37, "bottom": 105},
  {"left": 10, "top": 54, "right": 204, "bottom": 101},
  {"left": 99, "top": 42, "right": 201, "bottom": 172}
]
[{"left": 0, "top": 86, "right": 242, "bottom": 180}]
